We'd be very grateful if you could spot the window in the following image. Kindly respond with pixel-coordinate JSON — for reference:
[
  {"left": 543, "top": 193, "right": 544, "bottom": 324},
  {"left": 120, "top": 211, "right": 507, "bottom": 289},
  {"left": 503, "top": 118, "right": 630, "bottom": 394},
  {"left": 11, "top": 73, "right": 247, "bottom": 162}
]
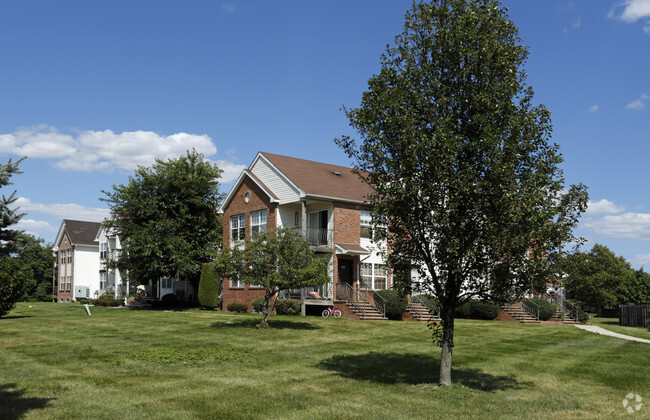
[
  {"left": 99, "top": 271, "right": 106, "bottom": 290},
  {"left": 61, "top": 251, "right": 66, "bottom": 265},
  {"left": 360, "top": 263, "right": 373, "bottom": 289},
  {"left": 67, "top": 252, "right": 72, "bottom": 264},
  {"left": 359, "top": 263, "right": 387, "bottom": 290},
  {"left": 230, "top": 275, "right": 243, "bottom": 288},
  {"left": 231, "top": 214, "right": 245, "bottom": 243},
  {"left": 66, "top": 276, "right": 71, "bottom": 290},
  {"left": 251, "top": 210, "right": 267, "bottom": 237},
  {"left": 100, "top": 242, "right": 107, "bottom": 259},
  {"left": 60, "top": 276, "right": 65, "bottom": 290},
  {"left": 360, "top": 210, "right": 372, "bottom": 239},
  {"left": 160, "top": 277, "right": 172, "bottom": 289}
]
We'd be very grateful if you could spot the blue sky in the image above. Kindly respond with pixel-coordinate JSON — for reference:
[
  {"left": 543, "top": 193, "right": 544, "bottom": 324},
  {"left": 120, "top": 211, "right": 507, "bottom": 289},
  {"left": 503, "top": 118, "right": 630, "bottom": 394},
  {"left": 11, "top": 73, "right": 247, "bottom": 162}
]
[{"left": 1, "top": 1, "right": 649, "bottom": 267}]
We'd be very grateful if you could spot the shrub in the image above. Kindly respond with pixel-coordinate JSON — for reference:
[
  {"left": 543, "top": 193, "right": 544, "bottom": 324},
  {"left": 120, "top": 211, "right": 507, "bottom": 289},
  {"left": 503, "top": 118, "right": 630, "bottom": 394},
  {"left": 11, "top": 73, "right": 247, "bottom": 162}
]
[
  {"left": 455, "top": 300, "right": 499, "bottom": 320},
  {"left": 252, "top": 297, "right": 265, "bottom": 313},
  {"left": 77, "top": 299, "right": 90, "bottom": 305},
  {"left": 375, "top": 289, "right": 408, "bottom": 320},
  {"left": 198, "top": 263, "right": 220, "bottom": 309},
  {"left": 0, "top": 257, "right": 29, "bottom": 318},
  {"left": 93, "top": 294, "right": 122, "bottom": 307},
  {"left": 525, "top": 298, "right": 555, "bottom": 321},
  {"left": 274, "top": 299, "right": 300, "bottom": 315},
  {"left": 227, "top": 302, "right": 248, "bottom": 313}
]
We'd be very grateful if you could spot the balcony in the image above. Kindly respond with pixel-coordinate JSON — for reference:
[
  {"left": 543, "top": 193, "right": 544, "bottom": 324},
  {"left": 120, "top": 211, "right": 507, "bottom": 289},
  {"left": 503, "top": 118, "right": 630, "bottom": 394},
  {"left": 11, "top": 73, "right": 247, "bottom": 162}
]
[{"left": 292, "top": 226, "right": 333, "bottom": 251}]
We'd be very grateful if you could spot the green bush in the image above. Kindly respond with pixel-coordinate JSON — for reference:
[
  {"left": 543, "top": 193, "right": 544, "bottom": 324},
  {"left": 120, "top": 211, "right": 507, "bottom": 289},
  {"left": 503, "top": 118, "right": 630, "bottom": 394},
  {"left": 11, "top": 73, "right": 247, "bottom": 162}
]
[
  {"left": 455, "top": 300, "right": 499, "bottom": 320},
  {"left": 252, "top": 297, "right": 265, "bottom": 313},
  {"left": 375, "top": 289, "right": 408, "bottom": 320},
  {"left": 198, "top": 263, "right": 220, "bottom": 309},
  {"left": 525, "top": 298, "right": 555, "bottom": 321},
  {"left": 227, "top": 302, "right": 248, "bottom": 313},
  {"left": 93, "top": 294, "right": 122, "bottom": 307},
  {"left": 274, "top": 299, "right": 300, "bottom": 315},
  {"left": 0, "top": 257, "right": 29, "bottom": 318},
  {"left": 77, "top": 299, "right": 90, "bottom": 305}
]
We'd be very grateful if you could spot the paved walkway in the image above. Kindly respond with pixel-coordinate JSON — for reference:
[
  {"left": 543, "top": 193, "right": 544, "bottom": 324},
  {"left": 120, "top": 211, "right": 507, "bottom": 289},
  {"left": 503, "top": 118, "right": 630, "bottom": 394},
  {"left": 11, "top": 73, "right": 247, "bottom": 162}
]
[{"left": 574, "top": 324, "right": 650, "bottom": 344}]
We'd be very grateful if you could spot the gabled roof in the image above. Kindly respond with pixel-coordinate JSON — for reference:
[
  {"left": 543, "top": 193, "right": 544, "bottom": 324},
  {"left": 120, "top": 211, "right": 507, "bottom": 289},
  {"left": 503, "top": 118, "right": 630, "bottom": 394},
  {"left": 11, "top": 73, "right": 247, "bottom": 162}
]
[
  {"left": 54, "top": 219, "right": 102, "bottom": 249},
  {"left": 218, "top": 169, "right": 279, "bottom": 213},
  {"left": 259, "top": 152, "right": 373, "bottom": 203}
]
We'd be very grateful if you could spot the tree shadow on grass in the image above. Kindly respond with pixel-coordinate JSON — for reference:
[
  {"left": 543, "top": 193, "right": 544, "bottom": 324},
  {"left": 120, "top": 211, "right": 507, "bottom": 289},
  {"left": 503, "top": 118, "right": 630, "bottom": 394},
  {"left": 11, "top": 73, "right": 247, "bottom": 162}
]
[
  {"left": 0, "top": 315, "right": 33, "bottom": 320},
  {"left": 318, "top": 352, "right": 529, "bottom": 392},
  {"left": 210, "top": 318, "right": 321, "bottom": 330},
  {"left": 0, "top": 383, "right": 52, "bottom": 420}
]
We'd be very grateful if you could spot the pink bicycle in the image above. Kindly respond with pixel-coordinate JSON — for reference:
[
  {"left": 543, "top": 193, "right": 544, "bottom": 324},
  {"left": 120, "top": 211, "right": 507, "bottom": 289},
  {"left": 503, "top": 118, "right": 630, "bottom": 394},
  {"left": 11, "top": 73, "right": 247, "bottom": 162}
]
[{"left": 322, "top": 305, "right": 341, "bottom": 318}]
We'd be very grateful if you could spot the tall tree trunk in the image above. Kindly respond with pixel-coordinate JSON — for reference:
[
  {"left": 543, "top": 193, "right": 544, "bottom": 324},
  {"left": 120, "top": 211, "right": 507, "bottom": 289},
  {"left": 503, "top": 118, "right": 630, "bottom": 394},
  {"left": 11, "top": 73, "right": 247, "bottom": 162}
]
[{"left": 439, "top": 308, "right": 455, "bottom": 387}]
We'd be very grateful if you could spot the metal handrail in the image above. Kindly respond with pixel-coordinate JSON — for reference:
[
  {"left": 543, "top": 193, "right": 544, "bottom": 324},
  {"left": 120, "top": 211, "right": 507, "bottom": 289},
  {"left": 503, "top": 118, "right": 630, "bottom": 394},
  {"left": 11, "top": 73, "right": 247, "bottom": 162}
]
[
  {"left": 522, "top": 299, "right": 540, "bottom": 321},
  {"left": 411, "top": 294, "right": 441, "bottom": 319},
  {"left": 337, "top": 282, "right": 389, "bottom": 319},
  {"left": 542, "top": 292, "right": 587, "bottom": 323},
  {"left": 372, "top": 291, "right": 387, "bottom": 318},
  {"left": 292, "top": 226, "right": 334, "bottom": 247}
]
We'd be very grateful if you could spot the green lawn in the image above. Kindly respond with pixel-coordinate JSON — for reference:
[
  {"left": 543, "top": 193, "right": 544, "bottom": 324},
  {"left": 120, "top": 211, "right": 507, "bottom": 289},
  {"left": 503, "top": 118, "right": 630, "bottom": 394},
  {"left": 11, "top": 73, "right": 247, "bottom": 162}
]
[
  {"left": 590, "top": 317, "right": 650, "bottom": 341},
  {"left": 0, "top": 303, "right": 648, "bottom": 419}
]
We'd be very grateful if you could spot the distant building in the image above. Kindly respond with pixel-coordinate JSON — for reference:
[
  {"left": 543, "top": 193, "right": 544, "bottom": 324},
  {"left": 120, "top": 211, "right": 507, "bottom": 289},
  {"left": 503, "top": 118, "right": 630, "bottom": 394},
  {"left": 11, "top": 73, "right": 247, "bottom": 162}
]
[{"left": 53, "top": 219, "right": 102, "bottom": 302}]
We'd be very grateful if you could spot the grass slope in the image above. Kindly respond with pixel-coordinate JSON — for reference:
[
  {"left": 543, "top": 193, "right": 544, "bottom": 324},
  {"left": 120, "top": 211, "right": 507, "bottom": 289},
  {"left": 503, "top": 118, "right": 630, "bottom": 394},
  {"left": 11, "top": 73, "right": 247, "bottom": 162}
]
[{"left": 0, "top": 303, "right": 648, "bottom": 419}]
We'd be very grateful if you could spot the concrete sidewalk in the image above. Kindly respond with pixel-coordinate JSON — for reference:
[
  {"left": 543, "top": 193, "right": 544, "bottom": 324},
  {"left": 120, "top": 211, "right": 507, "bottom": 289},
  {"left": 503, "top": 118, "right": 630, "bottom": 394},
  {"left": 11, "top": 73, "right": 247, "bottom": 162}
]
[{"left": 574, "top": 324, "right": 650, "bottom": 344}]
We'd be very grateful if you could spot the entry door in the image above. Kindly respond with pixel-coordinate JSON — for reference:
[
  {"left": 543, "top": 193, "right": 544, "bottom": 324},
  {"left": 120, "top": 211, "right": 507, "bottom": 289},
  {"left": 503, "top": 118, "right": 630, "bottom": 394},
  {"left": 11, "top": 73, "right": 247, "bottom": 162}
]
[{"left": 338, "top": 260, "right": 354, "bottom": 285}]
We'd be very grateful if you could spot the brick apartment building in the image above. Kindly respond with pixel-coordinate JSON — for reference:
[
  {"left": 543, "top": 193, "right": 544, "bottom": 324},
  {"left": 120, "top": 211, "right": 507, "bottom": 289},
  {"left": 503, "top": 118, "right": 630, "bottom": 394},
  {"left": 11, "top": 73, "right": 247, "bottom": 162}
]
[{"left": 219, "top": 152, "right": 395, "bottom": 318}]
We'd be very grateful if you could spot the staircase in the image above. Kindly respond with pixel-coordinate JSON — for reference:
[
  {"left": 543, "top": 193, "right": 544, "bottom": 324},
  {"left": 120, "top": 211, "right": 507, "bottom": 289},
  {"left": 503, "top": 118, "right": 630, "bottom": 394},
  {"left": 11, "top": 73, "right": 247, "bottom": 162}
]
[
  {"left": 406, "top": 302, "right": 441, "bottom": 322},
  {"left": 335, "top": 282, "right": 387, "bottom": 321},
  {"left": 502, "top": 301, "right": 540, "bottom": 323},
  {"left": 341, "top": 300, "right": 387, "bottom": 320}
]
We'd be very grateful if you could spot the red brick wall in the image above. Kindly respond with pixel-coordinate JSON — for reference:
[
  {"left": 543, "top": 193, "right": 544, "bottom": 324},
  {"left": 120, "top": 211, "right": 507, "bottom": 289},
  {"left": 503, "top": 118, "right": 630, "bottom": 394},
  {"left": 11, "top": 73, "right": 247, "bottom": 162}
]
[
  {"left": 333, "top": 202, "right": 364, "bottom": 245},
  {"left": 495, "top": 308, "right": 519, "bottom": 322},
  {"left": 56, "top": 235, "right": 74, "bottom": 302},
  {"left": 221, "top": 175, "right": 277, "bottom": 312}
]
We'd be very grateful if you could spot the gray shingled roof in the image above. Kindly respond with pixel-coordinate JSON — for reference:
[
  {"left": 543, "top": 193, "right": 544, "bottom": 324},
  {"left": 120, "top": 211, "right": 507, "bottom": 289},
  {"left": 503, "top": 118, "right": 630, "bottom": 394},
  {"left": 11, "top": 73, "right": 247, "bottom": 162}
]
[
  {"left": 63, "top": 219, "right": 102, "bottom": 246},
  {"left": 260, "top": 152, "right": 374, "bottom": 203}
]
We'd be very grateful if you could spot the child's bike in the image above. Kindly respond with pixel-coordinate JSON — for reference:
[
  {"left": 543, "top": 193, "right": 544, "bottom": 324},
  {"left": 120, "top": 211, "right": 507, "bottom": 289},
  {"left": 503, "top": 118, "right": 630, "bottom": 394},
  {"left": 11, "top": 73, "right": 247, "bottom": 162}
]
[{"left": 322, "top": 305, "right": 341, "bottom": 318}]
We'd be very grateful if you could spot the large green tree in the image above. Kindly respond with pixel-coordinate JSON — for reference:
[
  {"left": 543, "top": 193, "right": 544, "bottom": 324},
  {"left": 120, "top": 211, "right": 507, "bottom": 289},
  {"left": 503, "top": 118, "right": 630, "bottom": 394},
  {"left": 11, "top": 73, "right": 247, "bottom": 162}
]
[
  {"left": 336, "top": 0, "right": 587, "bottom": 386},
  {"left": 0, "top": 157, "right": 25, "bottom": 244},
  {"left": 562, "top": 244, "right": 640, "bottom": 312},
  {"left": 232, "top": 227, "right": 330, "bottom": 329},
  {"left": 0, "top": 157, "right": 29, "bottom": 317},
  {"left": 0, "top": 233, "right": 53, "bottom": 302},
  {"left": 102, "top": 150, "right": 223, "bottom": 296}
]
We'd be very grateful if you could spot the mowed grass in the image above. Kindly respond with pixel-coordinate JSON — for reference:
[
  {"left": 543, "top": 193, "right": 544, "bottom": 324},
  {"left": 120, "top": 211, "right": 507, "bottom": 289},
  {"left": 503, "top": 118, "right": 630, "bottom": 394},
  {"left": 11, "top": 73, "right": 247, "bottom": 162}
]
[
  {"left": 0, "top": 303, "right": 648, "bottom": 420},
  {"left": 590, "top": 317, "right": 650, "bottom": 341}
]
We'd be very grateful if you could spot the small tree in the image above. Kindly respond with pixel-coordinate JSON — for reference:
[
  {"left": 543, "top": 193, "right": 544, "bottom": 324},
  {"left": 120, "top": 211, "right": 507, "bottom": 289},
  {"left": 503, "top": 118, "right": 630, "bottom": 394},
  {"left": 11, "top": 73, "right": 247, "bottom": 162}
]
[
  {"left": 0, "top": 157, "right": 25, "bottom": 244},
  {"left": 198, "top": 263, "right": 220, "bottom": 309},
  {"left": 232, "top": 227, "right": 330, "bottom": 328},
  {"left": 336, "top": 0, "right": 587, "bottom": 386}
]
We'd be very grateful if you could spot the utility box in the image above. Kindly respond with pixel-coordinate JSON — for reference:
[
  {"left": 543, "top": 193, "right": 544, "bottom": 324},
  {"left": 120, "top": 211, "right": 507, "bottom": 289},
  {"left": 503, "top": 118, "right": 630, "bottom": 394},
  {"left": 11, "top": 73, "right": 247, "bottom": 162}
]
[{"left": 75, "top": 286, "right": 89, "bottom": 299}]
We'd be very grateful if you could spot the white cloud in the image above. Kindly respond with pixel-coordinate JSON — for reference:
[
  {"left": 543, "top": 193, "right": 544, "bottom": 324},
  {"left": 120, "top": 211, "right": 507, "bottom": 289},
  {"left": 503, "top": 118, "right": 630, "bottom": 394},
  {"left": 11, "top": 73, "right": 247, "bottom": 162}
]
[
  {"left": 12, "top": 219, "right": 58, "bottom": 239},
  {"left": 610, "top": 0, "right": 650, "bottom": 32},
  {"left": 630, "top": 253, "right": 650, "bottom": 266},
  {"left": 221, "top": 3, "right": 235, "bottom": 13},
  {"left": 0, "top": 126, "right": 253, "bottom": 174},
  {"left": 13, "top": 197, "right": 110, "bottom": 221},
  {"left": 564, "top": 17, "right": 582, "bottom": 33},
  {"left": 615, "top": 0, "right": 650, "bottom": 22},
  {"left": 626, "top": 93, "right": 649, "bottom": 110},
  {"left": 582, "top": 212, "right": 650, "bottom": 239},
  {"left": 212, "top": 159, "right": 247, "bottom": 184},
  {"left": 588, "top": 104, "right": 599, "bottom": 113},
  {"left": 585, "top": 198, "right": 625, "bottom": 215}
]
